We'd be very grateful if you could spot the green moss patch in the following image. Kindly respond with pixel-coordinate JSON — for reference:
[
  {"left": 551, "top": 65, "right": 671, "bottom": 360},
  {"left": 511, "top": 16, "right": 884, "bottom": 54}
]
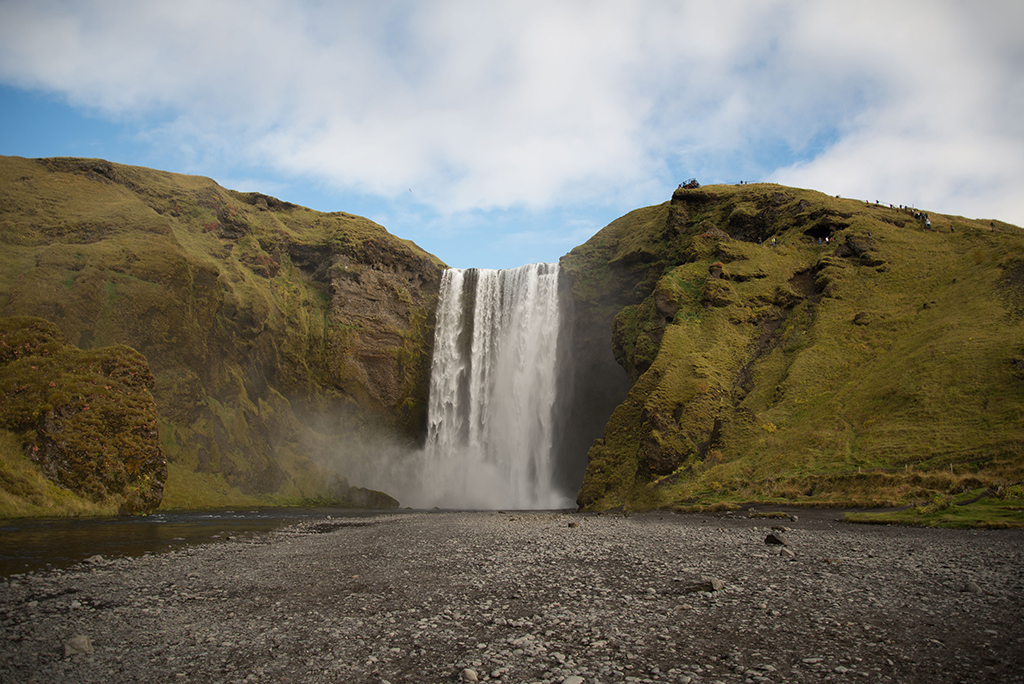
[{"left": 845, "top": 486, "right": 1024, "bottom": 528}]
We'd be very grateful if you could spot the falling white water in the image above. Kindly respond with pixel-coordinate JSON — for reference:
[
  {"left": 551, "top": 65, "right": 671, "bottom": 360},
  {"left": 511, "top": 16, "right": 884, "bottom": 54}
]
[{"left": 414, "top": 263, "right": 571, "bottom": 509}]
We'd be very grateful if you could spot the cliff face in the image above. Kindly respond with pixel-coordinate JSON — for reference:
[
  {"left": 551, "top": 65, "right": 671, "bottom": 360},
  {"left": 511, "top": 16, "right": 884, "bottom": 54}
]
[
  {"left": 554, "top": 204, "right": 674, "bottom": 496},
  {"left": 563, "top": 184, "right": 1024, "bottom": 511},
  {"left": 0, "top": 156, "right": 443, "bottom": 511}
]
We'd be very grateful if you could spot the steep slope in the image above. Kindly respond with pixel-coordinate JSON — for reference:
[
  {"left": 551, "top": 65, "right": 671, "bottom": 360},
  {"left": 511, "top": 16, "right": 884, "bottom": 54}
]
[
  {"left": 563, "top": 183, "right": 1024, "bottom": 511},
  {"left": 0, "top": 156, "right": 444, "bottom": 511}
]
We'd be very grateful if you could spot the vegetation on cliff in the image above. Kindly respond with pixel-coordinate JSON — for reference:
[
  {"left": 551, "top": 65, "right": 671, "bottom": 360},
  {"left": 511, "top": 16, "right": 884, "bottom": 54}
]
[
  {"left": 563, "top": 183, "right": 1024, "bottom": 521},
  {"left": 0, "top": 316, "right": 165, "bottom": 516},
  {"left": 0, "top": 156, "right": 442, "bottom": 513}
]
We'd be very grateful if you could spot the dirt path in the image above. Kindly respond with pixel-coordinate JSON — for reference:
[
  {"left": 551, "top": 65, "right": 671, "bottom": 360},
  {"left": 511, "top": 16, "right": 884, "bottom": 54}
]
[{"left": 2, "top": 510, "right": 1022, "bottom": 683}]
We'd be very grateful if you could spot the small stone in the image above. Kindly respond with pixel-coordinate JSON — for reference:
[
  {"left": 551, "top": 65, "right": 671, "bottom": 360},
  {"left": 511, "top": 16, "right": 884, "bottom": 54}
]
[
  {"left": 780, "top": 547, "right": 796, "bottom": 558},
  {"left": 765, "top": 531, "right": 791, "bottom": 546},
  {"left": 962, "top": 582, "right": 982, "bottom": 593},
  {"left": 65, "top": 634, "right": 94, "bottom": 656},
  {"left": 462, "top": 668, "right": 479, "bottom": 682},
  {"left": 682, "top": 576, "right": 725, "bottom": 593},
  {"left": 562, "top": 676, "right": 585, "bottom": 684},
  {"left": 85, "top": 554, "right": 105, "bottom": 564}
]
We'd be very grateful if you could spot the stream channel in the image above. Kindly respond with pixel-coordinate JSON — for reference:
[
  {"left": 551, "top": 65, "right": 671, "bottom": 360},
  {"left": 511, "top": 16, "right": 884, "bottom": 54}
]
[{"left": 0, "top": 507, "right": 384, "bottom": 576}]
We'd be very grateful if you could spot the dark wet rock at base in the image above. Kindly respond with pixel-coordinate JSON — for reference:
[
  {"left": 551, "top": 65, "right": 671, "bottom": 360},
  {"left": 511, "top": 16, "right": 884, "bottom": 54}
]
[
  {"left": 1, "top": 510, "right": 1022, "bottom": 684},
  {"left": 345, "top": 486, "right": 400, "bottom": 510}
]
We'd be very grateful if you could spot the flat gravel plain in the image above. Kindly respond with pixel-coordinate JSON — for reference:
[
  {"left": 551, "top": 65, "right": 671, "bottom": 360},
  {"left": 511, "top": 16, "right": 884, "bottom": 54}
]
[{"left": 1, "top": 509, "right": 1022, "bottom": 684}]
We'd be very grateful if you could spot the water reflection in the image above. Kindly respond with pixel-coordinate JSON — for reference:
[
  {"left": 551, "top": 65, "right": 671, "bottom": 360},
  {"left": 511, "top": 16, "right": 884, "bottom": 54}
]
[{"left": 0, "top": 508, "right": 379, "bottom": 576}]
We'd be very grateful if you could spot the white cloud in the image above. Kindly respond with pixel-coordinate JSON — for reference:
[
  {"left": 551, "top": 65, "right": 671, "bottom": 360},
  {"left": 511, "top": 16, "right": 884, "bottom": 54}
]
[
  {"left": 0, "top": 0, "right": 1021, "bottom": 227},
  {"left": 772, "top": 1, "right": 1024, "bottom": 224}
]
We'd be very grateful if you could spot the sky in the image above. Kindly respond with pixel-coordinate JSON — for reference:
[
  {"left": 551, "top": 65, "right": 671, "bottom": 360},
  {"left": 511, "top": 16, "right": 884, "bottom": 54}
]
[{"left": 0, "top": 0, "right": 1021, "bottom": 270}]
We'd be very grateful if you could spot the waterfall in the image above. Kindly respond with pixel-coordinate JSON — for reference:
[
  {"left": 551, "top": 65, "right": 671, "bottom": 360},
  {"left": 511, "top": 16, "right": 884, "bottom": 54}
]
[{"left": 418, "top": 263, "right": 571, "bottom": 509}]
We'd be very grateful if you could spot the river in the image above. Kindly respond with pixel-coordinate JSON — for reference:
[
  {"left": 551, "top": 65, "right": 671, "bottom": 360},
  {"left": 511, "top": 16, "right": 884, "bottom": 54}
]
[{"left": 0, "top": 507, "right": 382, "bottom": 576}]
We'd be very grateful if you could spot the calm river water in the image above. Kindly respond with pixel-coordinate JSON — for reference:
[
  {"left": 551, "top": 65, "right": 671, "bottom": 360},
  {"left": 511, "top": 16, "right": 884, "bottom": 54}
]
[{"left": 0, "top": 507, "right": 381, "bottom": 576}]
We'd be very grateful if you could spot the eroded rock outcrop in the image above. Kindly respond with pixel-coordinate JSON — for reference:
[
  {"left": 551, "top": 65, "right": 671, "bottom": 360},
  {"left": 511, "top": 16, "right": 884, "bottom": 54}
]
[{"left": 0, "top": 317, "right": 166, "bottom": 514}]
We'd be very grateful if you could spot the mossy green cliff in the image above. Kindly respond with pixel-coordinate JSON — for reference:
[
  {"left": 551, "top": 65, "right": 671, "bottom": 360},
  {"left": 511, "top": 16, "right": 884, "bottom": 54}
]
[
  {"left": 0, "top": 316, "right": 165, "bottom": 515},
  {"left": 3, "top": 155, "right": 1023, "bottom": 519},
  {"left": 0, "top": 156, "right": 443, "bottom": 513},
  {"left": 562, "top": 183, "right": 1024, "bottom": 512}
]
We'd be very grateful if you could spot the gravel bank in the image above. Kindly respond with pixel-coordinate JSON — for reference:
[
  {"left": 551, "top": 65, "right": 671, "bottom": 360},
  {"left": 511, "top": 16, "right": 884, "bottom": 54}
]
[{"left": 2, "top": 509, "right": 1022, "bottom": 684}]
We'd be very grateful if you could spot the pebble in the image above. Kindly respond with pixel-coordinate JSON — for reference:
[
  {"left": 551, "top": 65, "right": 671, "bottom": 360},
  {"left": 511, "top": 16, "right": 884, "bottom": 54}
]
[
  {"left": 64, "top": 634, "right": 93, "bottom": 656},
  {"left": 0, "top": 511, "right": 1021, "bottom": 684}
]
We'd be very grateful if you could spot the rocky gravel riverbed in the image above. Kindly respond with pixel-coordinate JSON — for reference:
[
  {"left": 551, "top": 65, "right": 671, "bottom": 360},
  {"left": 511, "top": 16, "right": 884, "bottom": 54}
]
[{"left": 1, "top": 509, "right": 1022, "bottom": 684}]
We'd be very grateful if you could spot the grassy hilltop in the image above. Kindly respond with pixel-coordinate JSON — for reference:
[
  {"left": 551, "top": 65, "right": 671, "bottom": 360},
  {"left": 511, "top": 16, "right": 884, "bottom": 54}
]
[
  {"left": 0, "top": 156, "right": 443, "bottom": 515},
  {"left": 562, "top": 183, "right": 1024, "bottom": 524}
]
